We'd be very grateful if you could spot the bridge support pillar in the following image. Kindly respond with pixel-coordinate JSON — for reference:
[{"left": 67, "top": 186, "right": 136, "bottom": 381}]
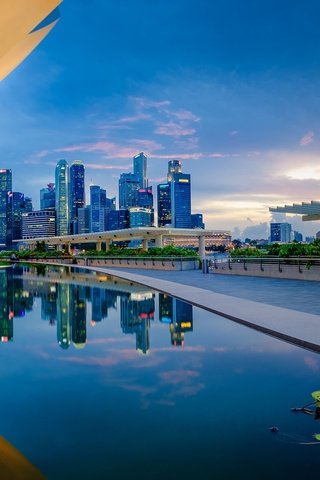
[
  {"left": 142, "top": 238, "right": 149, "bottom": 252},
  {"left": 96, "top": 242, "right": 102, "bottom": 252},
  {"left": 155, "top": 235, "right": 163, "bottom": 248},
  {"left": 199, "top": 236, "right": 206, "bottom": 259},
  {"left": 105, "top": 240, "right": 112, "bottom": 252},
  {"left": 65, "top": 243, "right": 72, "bottom": 255},
  {"left": 57, "top": 244, "right": 63, "bottom": 252}
]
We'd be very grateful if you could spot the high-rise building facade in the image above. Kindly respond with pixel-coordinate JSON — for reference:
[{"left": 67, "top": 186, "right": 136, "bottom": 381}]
[
  {"left": 90, "top": 185, "right": 106, "bottom": 233},
  {"left": 270, "top": 222, "right": 292, "bottom": 243},
  {"left": 22, "top": 210, "right": 56, "bottom": 239},
  {"left": 191, "top": 213, "right": 205, "bottom": 229},
  {"left": 167, "top": 160, "right": 182, "bottom": 182},
  {"left": 55, "top": 160, "right": 69, "bottom": 236},
  {"left": 9, "top": 192, "right": 25, "bottom": 241},
  {"left": 133, "top": 152, "right": 147, "bottom": 189},
  {"left": 129, "top": 207, "right": 153, "bottom": 228},
  {"left": 40, "top": 183, "right": 55, "bottom": 211},
  {"left": 119, "top": 173, "right": 140, "bottom": 209},
  {"left": 171, "top": 172, "right": 192, "bottom": 228},
  {"left": 0, "top": 169, "right": 12, "bottom": 248},
  {"left": 108, "top": 209, "right": 130, "bottom": 230},
  {"left": 157, "top": 183, "right": 171, "bottom": 227},
  {"left": 78, "top": 206, "right": 90, "bottom": 234},
  {"left": 69, "top": 161, "right": 85, "bottom": 234}
]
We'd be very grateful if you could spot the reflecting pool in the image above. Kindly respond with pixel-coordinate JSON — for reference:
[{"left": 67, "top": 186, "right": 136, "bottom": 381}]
[{"left": 1, "top": 265, "right": 320, "bottom": 479}]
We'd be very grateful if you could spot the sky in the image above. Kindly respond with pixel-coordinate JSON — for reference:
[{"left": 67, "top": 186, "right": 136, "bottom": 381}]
[{"left": 1, "top": 0, "right": 320, "bottom": 238}]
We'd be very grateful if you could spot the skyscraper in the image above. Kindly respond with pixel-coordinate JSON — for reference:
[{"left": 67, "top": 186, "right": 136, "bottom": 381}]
[
  {"left": 270, "top": 222, "right": 292, "bottom": 243},
  {"left": 9, "top": 192, "right": 25, "bottom": 241},
  {"left": 118, "top": 173, "right": 140, "bottom": 209},
  {"left": 157, "top": 183, "right": 171, "bottom": 227},
  {"left": 40, "top": 183, "right": 55, "bottom": 211},
  {"left": 55, "top": 160, "right": 69, "bottom": 236},
  {"left": 69, "top": 161, "right": 85, "bottom": 234},
  {"left": 167, "top": 160, "right": 182, "bottom": 182},
  {"left": 129, "top": 207, "right": 153, "bottom": 228},
  {"left": 133, "top": 152, "right": 147, "bottom": 188},
  {"left": 171, "top": 172, "right": 192, "bottom": 228},
  {"left": 90, "top": 185, "right": 106, "bottom": 232},
  {"left": 0, "top": 169, "right": 12, "bottom": 248}
]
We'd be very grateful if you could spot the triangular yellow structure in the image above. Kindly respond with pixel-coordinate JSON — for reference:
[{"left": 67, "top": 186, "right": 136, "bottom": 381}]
[
  {"left": 0, "top": 436, "right": 45, "bottom": 479},
  {"left": 0, "top": 0, "right": 62, "bottom": 80}
]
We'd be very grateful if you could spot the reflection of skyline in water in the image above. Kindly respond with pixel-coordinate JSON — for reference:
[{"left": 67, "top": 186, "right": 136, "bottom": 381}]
[{"left": 1, "top": 266, "right": 193, "bottom": 352}]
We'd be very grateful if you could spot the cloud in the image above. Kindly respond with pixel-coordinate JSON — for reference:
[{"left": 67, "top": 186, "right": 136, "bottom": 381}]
[
  {"left": 154, "top": 121, "right": 196, "bottom": 137},
  {"left": 159, "top": 369, "right": 200, "bottom": 385},
  {"left": 53, "top": 139, "right": 164, "bottom": 159},
  {"left": 299, "top": 131, "right": 314, "bottom": 146},
  {"left": 85, "top": 163, "right": 131, "bottom": 171}
]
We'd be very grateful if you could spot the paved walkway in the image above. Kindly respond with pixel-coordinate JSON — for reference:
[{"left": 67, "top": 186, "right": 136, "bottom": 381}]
[
  {"left": 84, "top": 266, "right": 320, "bottom": 353},
  {"left": 104, "top": 269, "right": 320, "bottom": 315}
]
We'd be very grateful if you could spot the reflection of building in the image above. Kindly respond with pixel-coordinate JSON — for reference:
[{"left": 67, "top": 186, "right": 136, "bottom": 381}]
[
  {"left": 71, "top": 287, "right": 86, "bottom": 348},
  {"left": 0, "top": 269, "right": 13, "bottom": 342},
  {"left": 56, "top": 283, "right": 71, "bottom": 349},
  {"left": 91, "top": 288, "right": 108, "bottom": 323},
  {"left": 121, "top": 292, "right": 155, "bottom": 354},
  {"left": 159, "top": 294, "right": 193, "bottom": 347}
]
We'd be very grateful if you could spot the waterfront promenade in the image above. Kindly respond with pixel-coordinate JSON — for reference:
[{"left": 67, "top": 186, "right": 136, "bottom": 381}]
[{"left": 87, "top": 266, "right": 320, "bottom": 353}]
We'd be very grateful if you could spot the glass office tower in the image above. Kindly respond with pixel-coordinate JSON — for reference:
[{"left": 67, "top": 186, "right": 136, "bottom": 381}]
[
  {"left": 0, "top": 169, "right": 12, "bottom": 248},
  {"left": 69, "top": 161, "right": 85, "bottom": 234},
  {"left": 171, "top": 172, "right": 192, "bottom": 228},
  {"left": 90, "top": 185, "right": 106, "bottom": 233},
  {"left": 118, "top": 173, "right": 140, "bottom": 209},
  {"left": 133, "top": 152, "right": 147, "bottom": 189},
  {"left": 55, "top": 160, "right": 69, "bottom": 236}
]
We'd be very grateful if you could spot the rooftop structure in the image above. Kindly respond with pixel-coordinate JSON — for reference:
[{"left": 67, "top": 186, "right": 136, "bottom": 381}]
[{"left": 269, "top": 201, "right": 320, "bottom": 221}]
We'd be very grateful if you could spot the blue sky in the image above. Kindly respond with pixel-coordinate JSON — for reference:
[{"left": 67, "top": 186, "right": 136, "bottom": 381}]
[{"left": 2, "top": 0, "right": 320, "bottom": 237}]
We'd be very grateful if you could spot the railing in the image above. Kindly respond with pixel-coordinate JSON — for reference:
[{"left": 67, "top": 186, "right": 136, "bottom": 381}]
[
  {"left": 208, "top": 256, "right": 320, "bottom": 274},
  {"left": 14, "top": 255, "right": 200, "bottom": 271}
]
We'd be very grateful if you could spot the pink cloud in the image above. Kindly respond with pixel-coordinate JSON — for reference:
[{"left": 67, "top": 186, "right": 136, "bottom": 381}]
[
  {"left": 154, "top": 121, "right": 196, "bottom": 137},
  {"left": 304, "top": 356, "right": 320, "bottom": 372},
  {"left": 300, "top": 131, "right": 314, "bottom": 146},
  {"left": 159, "top": 369, "right": 200, "bottom": 385},
  {"left": 152, "top": 153, "right": 202, "bottom": 160},
  {"left": 54, "top": 139, "right": 164, "bottom": 159},
  {"left": 85, "top": 163, "right": 131, "bottom": 171},
  {"left": 209, "top": 153, "right": 225, "bottom": 158}
]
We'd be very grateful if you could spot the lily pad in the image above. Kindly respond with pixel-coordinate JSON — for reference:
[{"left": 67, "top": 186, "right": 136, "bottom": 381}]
[{"left": 311, "top": 391, "right": 320, "bottom": 401}]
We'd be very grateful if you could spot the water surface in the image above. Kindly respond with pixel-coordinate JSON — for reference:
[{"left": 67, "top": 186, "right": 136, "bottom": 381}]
[{"left": 0, "top": 265, "right": 319, "bottom": 479}]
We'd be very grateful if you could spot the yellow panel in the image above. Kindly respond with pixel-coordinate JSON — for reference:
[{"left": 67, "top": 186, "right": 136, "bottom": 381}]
[
  {"left": 0, "top": 436, "right": 45, "bottom": 480},
  {"left": 0, "top": 20, "right": 59, "bottom": 81},
  {"left": 0, "top": 0, "right": 62, "bottom": 59}
]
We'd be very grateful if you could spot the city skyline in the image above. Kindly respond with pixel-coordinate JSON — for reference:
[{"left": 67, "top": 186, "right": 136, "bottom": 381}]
[{"left": 1, "top": 1, "right": 320, "bottom": 238}]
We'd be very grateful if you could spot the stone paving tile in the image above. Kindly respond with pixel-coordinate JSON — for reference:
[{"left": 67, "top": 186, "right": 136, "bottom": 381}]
[
  {"left": 105, "top": 269, "right": 320, "bottom": 315},
  {"left": 86, "top": 266, "right": 320, "bottom": 353}
]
